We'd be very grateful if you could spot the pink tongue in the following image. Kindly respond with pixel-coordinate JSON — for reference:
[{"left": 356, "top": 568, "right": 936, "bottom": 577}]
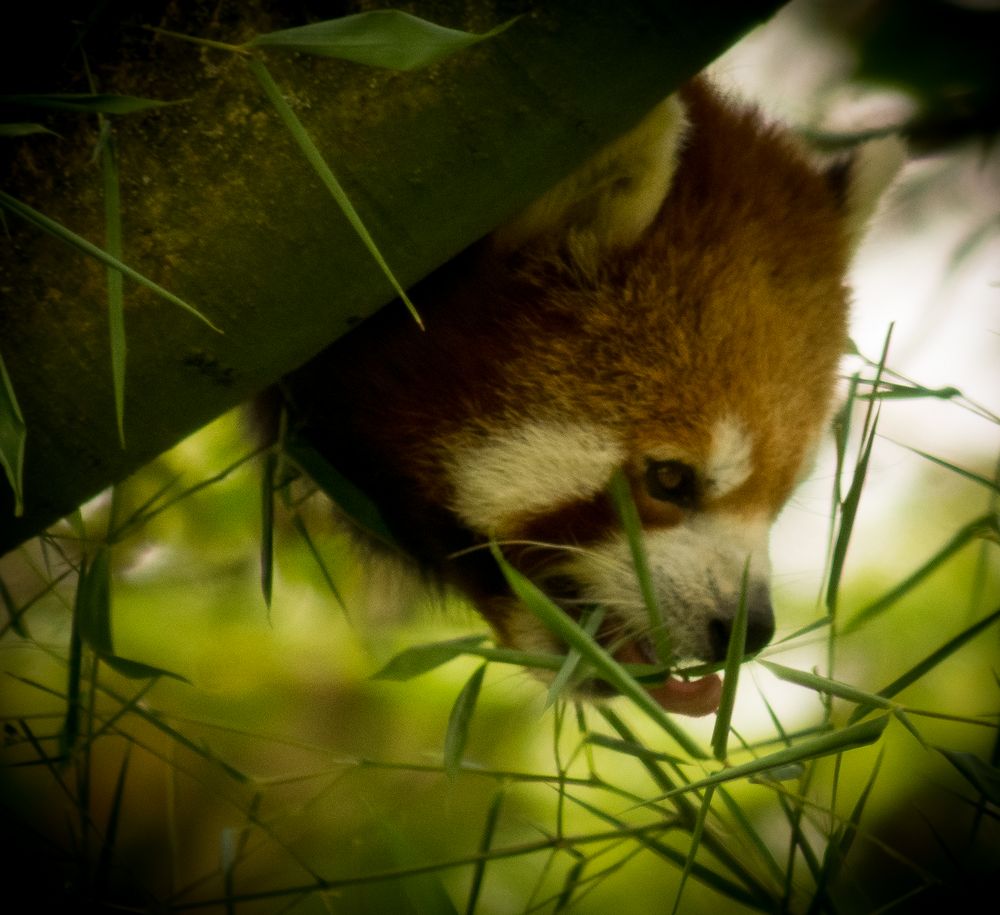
[
  {"left": 646, "top": 673, "right": 723, "bottom": 717},
  {"left": 614, "top": 641, "right": 723, "bottom": 717}
]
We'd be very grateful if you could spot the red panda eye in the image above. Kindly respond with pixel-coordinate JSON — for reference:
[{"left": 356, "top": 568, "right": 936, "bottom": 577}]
[{"left": 645, "top": 459, "right": 698, "bottom": 507}]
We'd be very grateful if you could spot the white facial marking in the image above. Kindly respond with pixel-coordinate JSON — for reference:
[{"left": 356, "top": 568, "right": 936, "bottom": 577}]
[
  {"left": 706, "top": 416, "right": 754, "bottom": 498},
  {"left": 445, "top": 421, "right": 623, "bottom": 535},
  {"left": 562, "top": 514, "right": 771, "bottom": 660}
]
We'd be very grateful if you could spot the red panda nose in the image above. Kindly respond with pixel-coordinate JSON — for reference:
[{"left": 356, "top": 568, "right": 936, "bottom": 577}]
[{"left": 707, "top": 585, "right": 775, "bottom": 663}]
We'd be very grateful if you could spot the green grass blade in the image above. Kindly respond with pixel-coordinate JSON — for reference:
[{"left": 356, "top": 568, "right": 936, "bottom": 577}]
[
  {"left": 0, "top": 190, "right": 221, "bottom": 332},
  {"left": 936, "top": 747, "right": 1000, "bottom": 806},
  {"left": 380, "top": 819, "right": 461, "bottom": 915},
  {"left": 489, "top": 542, "right": 709, "bottom": 756},
  {"left": 260, "top": 451, "right": 276, "bottom": 610},
  {"left": 855, "top": 382, "right": 961, "bottom": 402},
  {"left": 98, "top": 682, "right": 248, "bottom": 783},
  {"left": 844, "top": 513, "right": 998, "bottom": 633},
  {"left": 759, "top": 660, "right": 895, "bottom": 710},
  {"left": 711, "top": 563, "right": 751, "bottom": 761},
  {"left": 60, "top": 573, "right": 86, "bottom": 760},
  {"left": 246, "top": 58, "right": 422, "bottom": 328},
  {"left": 774, "top": 614, "right": 832, "bottom": 645},
  {"left": 649, "top": 717, "right": 890, "bottom": 803},
  {"left": 585, "top": 733, "right": 686, "bottom": 766},
  {"left": 826, "top": 405, "right": 879, "bottom": 616},
  {"left": 837, "top": 747, "right": 884, "bottom": 863},
  {"left": 546, "top": 606, "right": 604, "bottom": 708},
  {"left": 671, "top": 785, "right": 716, "bottom": 915},
  {"left": 826, "top": 326, "right": 893, "bottom": 616},
  {"left": 822, "top": 374, "right": 858, "bottom": 606},
  {"left": 78, "top": 546, "right": 114, "bottom": 657},
  {"left": 607, "top": 469, "right": 671, "bottom": 664},
  {"left": 290, "top": 512, "right": 348, "bottom": 615},
  {"left": 372, "top": 635, "right": 490, "bottom": 681},
  {"left": 849, "top": 605, "right": 1000, "bottom": 723},
  {"left": 284, "top": 434, "right": 401, "bottom": 549},
  {"left": 101, "top": 654, "right": 192, "bottom": 683},
  {"left": 894, "top": 442, "right": 1000, "bottom": 492},
  {"left": 810, "top": 748, "right": 884, "bottom": 911},
  {"left": 101, "top": 124, "right": 127, "bottom": 446},
  {"left": 247, "top": 10, "right": 518, "bottom": 71},
  {"left": 566, "top": 792, "right": 771, "bottom": 910},
  {"left": 1, "top": 92, "right": 185, "bottom": 114},
  {"left": 114, "top": 446, "right": 262, "bottom": 539},
  {"left": 554, "top": 855, "right": 587, "bottom": 912},
  {"left": 95, "top": 744, "right": 131, "bottom": 899},
  {"left": 0, "top": 122, "right": 59, "bottom": 137},
  {"left": 464, "top": 787, "right": 504, "bottom": 915},
  {"left": 445, "top": 663, "right": 486, "bottom": 777},
  {"left": 0, "top": 349, "right": 26, "bottom": 515},
  {"left": 715, "top": 784, "right": 786, "bottom": 886}
]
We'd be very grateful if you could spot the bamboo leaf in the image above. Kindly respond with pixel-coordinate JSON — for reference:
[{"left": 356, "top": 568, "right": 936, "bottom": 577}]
[
  {"left": 291, "top": 512, "right": 348, "bottom": 614},
  {"left": 1, "top": 93, "right": 184, "bottom": 114},
  {"left": 0, "top": 122, "right": 59, "bottom": 137},
  {"left": 381, "top": 819, "right": 461, "bottom": 915},
  {"left": 260, "top": 450, "right": 276, "bottom": 610},
  {"left": 99, "top": 681, "right": 248, "bottom": 783},
  {"left": 545, "top": 606, "right": 604, "bottom": 708},
  {"left": 59, "top": 576, "right": 86, "bottom": 759},
  {"left": 445, "top": 663, "right": 486, "bottom": 777},
  {"left": 826, "top": 404, "right": 879, "bottom": 615},
  {"left": 78, "top": 546, "right": 114, "bottom": 657},
  {"left": 566, "top": 792, "right": 769, "bottom": 910},
  {"left": 849, "top": 605, "right": 1000, "bottom": 723},
  {"left": 671, "top": 786, "right": 716, "bottom": 915},
  {"left": 101, "top": 125, "right": 127, "bottom": 446},
  {"left": 844, "top": 514, "right": 998, "bottom": 633},
  {"left": 0, "top": 190, "right": 222, "bottom": 332},
  {"left": 856, "top": 382, "right": 961, "bottom": 402},
  {"left": 759, "top": 660, "right": 895, "bottom": 710},
  {"left": 102, "top": 654, "right": 192, "bottom": 684},
  {"left": 555, "top": 856, "right": 587, "bottom": 912},
  {"left": 372, "top": 635, "right": 489, "bottom": 681},
  {"left": 490, "top": 542, "right": 709, "bottom": 758},
  {"left": 585, "top": 733, "right": 686, "bottom": 767},
  {"left": 937, "top": 747, "right": 1000, "bottom": 806},
  {"left": 812, "top": 748, "right": 884, "bottom": 906},
  {"left": 827, "top": 327, "right": 892, "bottom": 615},
  {"left": 464, "top": 787, "right": 505, "bottom": 915},
  {"left": 648, "top": 717, "right": 890, "bottom": 803},
  {"left": 284, "top": 434, "right": 400, "bottom": 549},
  {"left": 711, "top": 563, "right": 751, "bottom": 762},
  {"left": 893, "top": 442, "right": 1000, "bottom": 492},
  {"left": 608, "top": 469, "right": 671, "bottom": 664},
  {"left": 247, "top": 10, "right": 518, "bottom": 71},
  {"left": 95, "top": 745, "right": 131, "bottom": 898},
  {"left": 0, "top": 349, "right": 26, "bottom": 515},
  {"left": 246, "top": 58, "right": 422, "bottom": 328}
]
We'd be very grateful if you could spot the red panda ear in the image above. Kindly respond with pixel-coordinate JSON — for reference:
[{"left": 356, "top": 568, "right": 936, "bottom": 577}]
[
  {"left": 493, "top": 96, "right": 689, "bottom": 274},
  {"left": 828, "top": 134, "right": 907, "bottom": 254}
]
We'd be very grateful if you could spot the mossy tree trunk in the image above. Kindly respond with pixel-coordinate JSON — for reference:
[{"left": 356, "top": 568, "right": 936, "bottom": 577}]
[{"left": 0, "top": 0, "right": 782, "bottom": 553}]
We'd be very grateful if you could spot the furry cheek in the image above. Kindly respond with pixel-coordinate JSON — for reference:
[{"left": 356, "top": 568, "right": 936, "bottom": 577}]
[
  {"left": 563, "top": 514, "right": 772, "bottom": 660},
  {"left": 442, "top": 421, "right": 624, "bottom": 536}
]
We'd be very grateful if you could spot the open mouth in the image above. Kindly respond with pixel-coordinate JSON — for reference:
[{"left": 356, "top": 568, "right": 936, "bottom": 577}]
[
  {"left": 610, "top": 636, "right": 722, "bottom": 717},
  {"left": 543, "top": 575, "right": 723, "bottom": 718}
]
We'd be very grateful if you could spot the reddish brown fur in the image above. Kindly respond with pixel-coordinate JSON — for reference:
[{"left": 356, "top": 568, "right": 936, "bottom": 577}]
[{"left": 281, "top": 79, "right": 852, "bottom": 643}]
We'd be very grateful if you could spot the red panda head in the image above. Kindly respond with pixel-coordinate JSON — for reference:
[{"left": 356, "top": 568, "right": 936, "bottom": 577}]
[{"left": 282, "top": 79, "right": 904, "bottom": 715}]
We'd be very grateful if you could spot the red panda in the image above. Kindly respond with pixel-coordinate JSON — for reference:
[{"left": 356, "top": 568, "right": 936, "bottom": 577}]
[{"left": 276, "top": 79, "right": 903, "bottom": 716}]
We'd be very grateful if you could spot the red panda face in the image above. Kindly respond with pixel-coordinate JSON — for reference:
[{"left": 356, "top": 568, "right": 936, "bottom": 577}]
[{"left": 280, "top": 80, "right": 903, "bottom": 715}]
